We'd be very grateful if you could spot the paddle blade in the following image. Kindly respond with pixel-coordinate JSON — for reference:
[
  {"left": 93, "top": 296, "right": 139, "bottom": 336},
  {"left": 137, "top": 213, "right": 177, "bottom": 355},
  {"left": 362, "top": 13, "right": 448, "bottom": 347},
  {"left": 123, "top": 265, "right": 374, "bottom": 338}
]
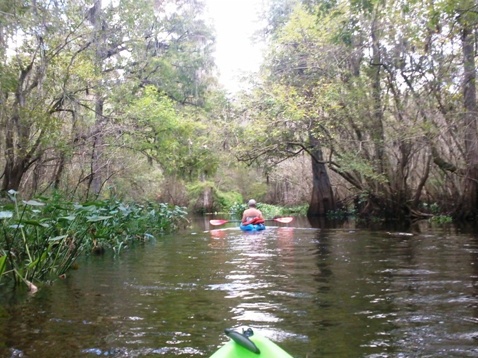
[
  {"left": 274, "top": 217, "right": 293, "bottom": 224},
  {"left": 209, "top": 219, "right": 228, "bottom": 226}
]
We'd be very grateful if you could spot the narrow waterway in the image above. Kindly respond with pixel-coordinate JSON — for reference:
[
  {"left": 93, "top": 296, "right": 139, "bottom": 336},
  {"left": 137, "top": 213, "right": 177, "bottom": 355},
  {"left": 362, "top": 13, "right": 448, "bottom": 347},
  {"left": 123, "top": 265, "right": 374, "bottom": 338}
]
[{"left": 0, "top": 218, "right": 477, "bottom": 357}]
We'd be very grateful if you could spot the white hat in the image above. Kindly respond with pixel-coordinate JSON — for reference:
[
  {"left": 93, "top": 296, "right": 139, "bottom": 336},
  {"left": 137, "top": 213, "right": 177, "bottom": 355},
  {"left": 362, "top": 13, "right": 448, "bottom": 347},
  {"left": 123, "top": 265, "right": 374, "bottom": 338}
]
[{"left": 248, "top": 199, "right": 256, "bottom": 206}]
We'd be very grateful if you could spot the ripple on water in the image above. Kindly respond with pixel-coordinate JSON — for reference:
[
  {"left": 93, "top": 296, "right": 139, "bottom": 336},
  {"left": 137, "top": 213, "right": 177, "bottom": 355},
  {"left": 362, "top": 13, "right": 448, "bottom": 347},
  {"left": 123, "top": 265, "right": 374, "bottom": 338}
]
[{"left": 2, "top": 225, "right": 478, "bottom": 358}]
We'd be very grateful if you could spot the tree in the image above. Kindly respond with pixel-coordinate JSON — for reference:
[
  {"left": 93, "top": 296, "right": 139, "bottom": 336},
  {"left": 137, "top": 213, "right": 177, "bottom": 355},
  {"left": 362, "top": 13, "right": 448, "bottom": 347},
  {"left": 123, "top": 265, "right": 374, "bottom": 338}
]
[
  {"left": 0, "top": 0, "right": 77, "bottom": 192},
  {"left": 235, "top": 0, "right": 478, "bottom": 219},
  {"left": 295, "top": 0, "right": 478, "bottom": 219},
  {"left": 234, "top": 4, "right": 337, "bottom": 216},
  {"left": 0, "top": 0, "right": 219, "bottom": 202},
  {"left": 457, "top": 0, "right": 478, "bottom": 218}
]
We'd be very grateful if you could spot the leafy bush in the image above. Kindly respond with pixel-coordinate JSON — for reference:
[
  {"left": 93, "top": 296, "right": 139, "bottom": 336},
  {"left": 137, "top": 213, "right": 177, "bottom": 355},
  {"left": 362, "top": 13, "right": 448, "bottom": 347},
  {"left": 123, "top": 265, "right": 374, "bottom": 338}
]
[
  {"left": 257, "top": 203, "right": 287, "bottom": 218},
  {"left": 186, "top": 181, "right": 244, "bottom": 213},
  {"left": 215, "top": 191, "right": 242, "bottom": 212},
  {"left": 284, "top": 204, "right": 308, "bottom": 215},
  {"left": 228, "top": 201, "right": 288, "bottom": 219},
  {"left": 430, "top": 215, "right": 452, "bottom": 224}
]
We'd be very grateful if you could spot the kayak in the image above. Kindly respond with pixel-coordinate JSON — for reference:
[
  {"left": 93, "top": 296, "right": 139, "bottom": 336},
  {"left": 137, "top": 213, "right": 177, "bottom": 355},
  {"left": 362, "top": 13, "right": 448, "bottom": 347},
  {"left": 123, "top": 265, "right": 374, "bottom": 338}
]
[
  {"left": 210, "top": 328, "right": 293, "bottom": 358},
  {"left": 239, "top": 223, "right": 266, "bottom": 231}
]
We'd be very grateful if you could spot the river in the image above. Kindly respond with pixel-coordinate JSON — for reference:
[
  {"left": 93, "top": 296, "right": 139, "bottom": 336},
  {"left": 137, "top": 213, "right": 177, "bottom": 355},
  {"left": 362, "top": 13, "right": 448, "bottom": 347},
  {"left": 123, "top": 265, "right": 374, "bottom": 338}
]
[{"left": 0, "top": 217, "right": 477, "bottom": 357}]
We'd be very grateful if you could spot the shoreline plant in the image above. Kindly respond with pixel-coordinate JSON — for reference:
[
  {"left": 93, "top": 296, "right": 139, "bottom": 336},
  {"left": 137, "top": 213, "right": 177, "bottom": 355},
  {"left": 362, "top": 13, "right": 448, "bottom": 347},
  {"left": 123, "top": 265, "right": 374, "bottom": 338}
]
[{"left": 0, "top": 191, "right": 187, "bottom": 291}]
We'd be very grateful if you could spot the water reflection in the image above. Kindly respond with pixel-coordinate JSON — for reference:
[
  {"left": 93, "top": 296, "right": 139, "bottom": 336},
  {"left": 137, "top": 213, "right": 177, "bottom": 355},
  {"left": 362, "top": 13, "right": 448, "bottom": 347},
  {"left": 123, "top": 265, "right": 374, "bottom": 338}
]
[{"left": 210, "top": 229, "right": 226, "bottom": 239}]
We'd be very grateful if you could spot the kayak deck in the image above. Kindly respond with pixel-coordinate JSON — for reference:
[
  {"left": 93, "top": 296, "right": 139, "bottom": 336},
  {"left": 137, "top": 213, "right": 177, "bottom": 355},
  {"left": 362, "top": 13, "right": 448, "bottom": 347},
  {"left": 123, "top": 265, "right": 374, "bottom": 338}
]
[{"left": 210, "top": 328, "right": 293, "bottom": 358}]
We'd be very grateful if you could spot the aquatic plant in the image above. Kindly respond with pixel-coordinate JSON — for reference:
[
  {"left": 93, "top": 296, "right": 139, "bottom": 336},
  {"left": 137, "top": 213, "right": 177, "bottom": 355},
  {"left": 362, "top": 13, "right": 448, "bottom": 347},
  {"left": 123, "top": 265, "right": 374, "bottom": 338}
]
[
  {"left": 0, "top": 191, "right": 188, "bottom": 289},
  {"left": 0, "top": 190, "right": 86, "bottom": 289}
]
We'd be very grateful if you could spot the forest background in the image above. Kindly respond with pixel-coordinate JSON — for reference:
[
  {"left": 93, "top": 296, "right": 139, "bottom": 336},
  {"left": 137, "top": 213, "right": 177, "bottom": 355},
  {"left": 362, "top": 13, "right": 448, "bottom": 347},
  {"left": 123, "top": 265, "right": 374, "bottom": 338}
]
[{"left": 2, "top": 0, "right": 478, "bottom": 223}]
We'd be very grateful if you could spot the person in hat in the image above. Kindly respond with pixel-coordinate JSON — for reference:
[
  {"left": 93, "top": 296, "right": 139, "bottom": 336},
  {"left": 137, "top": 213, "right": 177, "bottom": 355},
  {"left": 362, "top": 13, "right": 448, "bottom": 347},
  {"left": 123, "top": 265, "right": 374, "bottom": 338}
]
[{"left": 241, "top": 199, "right": 264, "bottom": 225}]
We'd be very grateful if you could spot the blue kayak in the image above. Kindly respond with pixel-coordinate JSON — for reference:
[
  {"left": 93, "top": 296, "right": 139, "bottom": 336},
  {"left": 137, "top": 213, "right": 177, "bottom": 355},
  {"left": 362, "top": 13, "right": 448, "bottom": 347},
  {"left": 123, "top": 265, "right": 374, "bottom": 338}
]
[{"left": 239, "top": 223, "right": 266, "bottom": 231}]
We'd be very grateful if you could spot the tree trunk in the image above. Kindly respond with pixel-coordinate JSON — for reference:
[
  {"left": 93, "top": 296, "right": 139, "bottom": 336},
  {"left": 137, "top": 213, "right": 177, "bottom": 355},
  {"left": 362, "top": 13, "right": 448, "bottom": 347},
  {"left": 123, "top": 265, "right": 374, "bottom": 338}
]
[
  {"left": 89, "top": 0, "right": 106, "bottom": 198},
  {"left": 459, "top": 21, "right": 478, "bottom": 218},
  {"left": 370, "top": 15, "right": 389, "bottom": 182},
  {"left": 2, "top": 67, "right": 42, "bottom": 192},
  {"left": 199, "top": 171, "right": 213, "bottom": 213},
  {"left": 307, "top": 132, "right": 336, "bottom": 216},
  {"left": 2, "top": 160, "right": 28, "bottom": 192},
  {"left": 90, "top": 97, "right": 105, "bottom": 196},
  {"left": 53, "top": 154, "right": 66, "bottom": 190}
]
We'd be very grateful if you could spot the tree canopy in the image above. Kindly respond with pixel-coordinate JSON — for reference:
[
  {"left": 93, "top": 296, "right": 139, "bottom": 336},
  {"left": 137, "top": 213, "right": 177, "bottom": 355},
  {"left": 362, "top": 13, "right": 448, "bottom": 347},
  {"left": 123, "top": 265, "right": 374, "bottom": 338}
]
[{"left": 0, "top": 0, "right": 222, "bottom": 204}]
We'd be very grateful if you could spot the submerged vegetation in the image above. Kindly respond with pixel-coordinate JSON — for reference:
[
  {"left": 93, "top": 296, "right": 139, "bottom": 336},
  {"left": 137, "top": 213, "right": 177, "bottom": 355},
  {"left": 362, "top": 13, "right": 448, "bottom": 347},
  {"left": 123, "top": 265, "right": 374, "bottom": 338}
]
[{"left": 0, "top": 191, "right": 187, "bottom": 290}]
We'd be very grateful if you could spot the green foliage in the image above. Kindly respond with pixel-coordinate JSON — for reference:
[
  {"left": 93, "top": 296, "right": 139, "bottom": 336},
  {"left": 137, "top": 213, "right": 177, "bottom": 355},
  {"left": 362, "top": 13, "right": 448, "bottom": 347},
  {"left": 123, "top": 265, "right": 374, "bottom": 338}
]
[
  {"left": 430, "top": 215, "right": 453, "bottom": 224},
  {"left": 285, "top": 204, "right": 309, "bottom": 215},
  {"left": 186, "top": 182, "right": 242, "bottom": 213},
  {"left": 186, "top": 181, "right": 211, "bottom": 213},
  {"left": 420, "top": 203, "right": 452, "bottom": 223},
  {"left": 0, "top": 0, "right": 218, "bottom": 199},
  {"left": 336, "top": 153, "right": 389, "bottom": 184},
  {"left": 0, "top": 191, "right": 187, "bottom": 288},
  {"left": 123, "top": 86, "right": 183, "bottom": 162},
  {"left": 215, "top": 191, "right": 243, "bottom": 212},
  {"left": 228, "top": 201, "right": 288, "bottom": 219},
  {"left": 258, "top": 203, "right": 288, "bottom": 218},
  {"left": 123, "top": 87, "right": 219, "bottom": 181},
  {"left": 0, "top": 191, "right": 87, "bottom": 288},
  {"left": 186, "top": 180, "right": 213, "bottom": 197},
  {"left": 228, "top": 202, "right": 247, "bottom": 217},
  {"left": 245, "top": 183, "right": 269, "bottom": 203},
  {"left": 75, "top": 198, "right": 188, "bottom": 254},
  {"left": 421, "top": 202, "right": 441, "bottom": 215}
]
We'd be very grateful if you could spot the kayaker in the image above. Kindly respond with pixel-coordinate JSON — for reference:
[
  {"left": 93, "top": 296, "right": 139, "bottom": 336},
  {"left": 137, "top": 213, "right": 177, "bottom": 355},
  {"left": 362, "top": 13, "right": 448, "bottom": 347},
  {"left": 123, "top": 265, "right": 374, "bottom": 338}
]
[{"left": 242, "top": 199, "right": 264, "bottom": 225}]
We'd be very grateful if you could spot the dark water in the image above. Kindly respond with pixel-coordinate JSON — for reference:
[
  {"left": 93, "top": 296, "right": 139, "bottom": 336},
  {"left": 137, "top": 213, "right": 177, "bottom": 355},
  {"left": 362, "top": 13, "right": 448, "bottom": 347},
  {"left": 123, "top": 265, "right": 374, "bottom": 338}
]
[{"left": 0, "top": 217, "right": 478, "bottom": 357}]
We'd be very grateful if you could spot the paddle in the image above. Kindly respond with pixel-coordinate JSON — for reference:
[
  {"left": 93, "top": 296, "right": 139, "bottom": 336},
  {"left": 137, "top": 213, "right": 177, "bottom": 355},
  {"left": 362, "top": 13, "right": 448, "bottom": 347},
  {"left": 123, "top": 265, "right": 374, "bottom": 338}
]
[{"left": 209, "top": 217, "right": 294, "bottom": 226}]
